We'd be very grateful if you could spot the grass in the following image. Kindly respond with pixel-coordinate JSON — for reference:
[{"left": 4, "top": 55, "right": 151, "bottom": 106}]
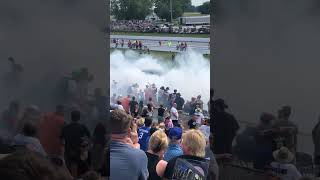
[{"left": 111, "top": 31, "right": 209, "bottom": 38}]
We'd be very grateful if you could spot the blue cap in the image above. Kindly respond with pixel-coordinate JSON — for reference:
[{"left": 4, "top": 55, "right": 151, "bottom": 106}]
[{"left": 168, "top": 127, "right": 182, "bottom": 140}]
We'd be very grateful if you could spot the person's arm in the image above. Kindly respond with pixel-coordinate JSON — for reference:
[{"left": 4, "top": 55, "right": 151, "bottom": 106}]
[
  {"left": 156, "top": 160, "right": 168, "bottom": 178},
  {"left": 138, "top": 153, "right": 149, "bottom": 180}
]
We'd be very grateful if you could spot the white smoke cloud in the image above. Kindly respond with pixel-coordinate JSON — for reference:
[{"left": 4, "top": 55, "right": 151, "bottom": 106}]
[{"left": 110, "top": 49, "right": 210, "bottom": 110}]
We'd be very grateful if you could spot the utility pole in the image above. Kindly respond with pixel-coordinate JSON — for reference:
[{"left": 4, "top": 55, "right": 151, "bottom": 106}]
[{"left": 170, "top": 0, "right": 173, "bottom": 22}]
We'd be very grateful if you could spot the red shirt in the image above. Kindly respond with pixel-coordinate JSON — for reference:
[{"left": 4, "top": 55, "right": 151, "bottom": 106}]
[{"left": 38, "top": 112, "right": 65, "bottom": 155}]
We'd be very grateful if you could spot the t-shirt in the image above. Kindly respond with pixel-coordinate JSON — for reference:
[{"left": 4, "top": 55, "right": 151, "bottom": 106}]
[
  {"left": 158, "top": 107, "right": 165, "bottom": 117},
  {"left": 129, "top": 100, "right": 138, "bottom": 113},
  {"left": 138, "top": 127, "right": 151, "bottom": 151},
  {"left": 145, "top": 152, "right": 161, "bottom": 180},
  {"left": 170, "top": 107, "right": 178, "bottom": 120},
  {"left": 110, "top": 141, "right": 149, "bottom": 180},
  {"left": 188, "top": 119, "right": 197, "bottom": 129},
  {"left": 164, "top": 143, "right": 183, "bottom": 161},
  {"left": 270, "top": 162, "right": 302, "bottom": 180},
  {"left": 163, "top": 155, "right": 209, "bottom": 180},
  {"left": 38, "top": 112, "right": 65, "bottom": 155},
  {"left": 61, "top": 122, "right": 91, "bottom": 159}
]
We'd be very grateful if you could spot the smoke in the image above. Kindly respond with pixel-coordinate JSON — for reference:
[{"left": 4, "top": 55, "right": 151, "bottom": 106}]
[
  {"left": 215, "top": 0, "right": 320, "bottom": 153},
  {"left": 0, "top": 0, "right": 106, "bottom": 111},
  {"left": 110, "top": 50, "right": 210, "bottom": 109}
]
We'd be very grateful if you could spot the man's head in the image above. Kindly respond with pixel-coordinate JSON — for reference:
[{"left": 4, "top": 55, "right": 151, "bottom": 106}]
[
  {"left": 110, "top": 110, "right": 132, "bottom": 135},
  {"left": 22, "top": 121, "right": 38, "bottom": 137},
  {"left": 197, "top": 95, "right": 201, "bottom": 100},
  {"left": 144, "top": 117, "right": 153, "bottom": 127},
  {"left": 168, "top": 127, "right": 182, "bottom": 143},
  {"left": 71, "top": 110, "right": 81, "bottom": 122},
  {"left": 132, "top": 96, "right": 135, "bottom": 101},
  {"left": 174, "top": 89, "right": 177, "bottom": 93},
  {"left": 181, "top": 130, "right": 206, "bottom": 157}
]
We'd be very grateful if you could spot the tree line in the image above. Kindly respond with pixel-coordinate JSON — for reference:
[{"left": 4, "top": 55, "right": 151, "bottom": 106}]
[{"left": 110, "top": 0, "right": 211, "bottom": 21}]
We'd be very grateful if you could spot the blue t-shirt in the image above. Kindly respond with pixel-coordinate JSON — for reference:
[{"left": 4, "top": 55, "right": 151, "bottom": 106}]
[
  {"left": 163, "top": 143, "right": 183, "bottom": 161},
  {"left": 138, "top": 127, "right": 151, "bottom": 151},
  {"left": 110, "top": 141, "right": 149, "bottom": 180}
]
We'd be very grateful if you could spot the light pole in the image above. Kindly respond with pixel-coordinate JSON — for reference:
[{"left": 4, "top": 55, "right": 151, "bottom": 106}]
[{"left": 170, "top": 0, "right": 173, "bottom": 23}]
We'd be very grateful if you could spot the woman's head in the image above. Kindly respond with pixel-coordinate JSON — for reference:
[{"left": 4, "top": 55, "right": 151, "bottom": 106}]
[
  {"left": 148, "top": 130, "right": 168, "bottom": 157},
  {"left": 181, "top": 130, "right": 206, "bottom": 157},
  {"left": 136, "top": 118, "right": 145, "bottom": 128}
]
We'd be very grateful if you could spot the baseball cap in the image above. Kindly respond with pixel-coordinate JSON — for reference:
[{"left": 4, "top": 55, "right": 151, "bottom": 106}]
[{"left": 168, "top": 127, "right": 182, "bottom": 140}]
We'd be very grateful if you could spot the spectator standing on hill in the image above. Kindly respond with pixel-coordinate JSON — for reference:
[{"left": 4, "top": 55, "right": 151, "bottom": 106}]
[
  {"left": 212, "top": 99, "right": 239, "bottom": 154},
  {"left": 170, "top": 103, "right": 179, "bottom": 127},
  {"left": 38, "top": 105, "right": 65, "bottom": 156},
  {"left": 138, "top": 117, "right": 153, "bottom": 152},
  {"left": 146, "top": 130, "right": 169, "bottom": 180},
  {"left": 61, "top": 110, "right": 91, "bottom": 176},
  {"left": 109, "top": 110, "right": 148, "bottom": 180},
  {"left": 129, "top": 96, "right": 138, "bottom": 116},
  {"left": 163, "top": 127, "right": 183, "bottom": 161},
  {"left": 174, "top": 93, "right": 185, "bottom": 111},
  {"left": 158, "top": 104, "right": 166, "bottom": 123}
]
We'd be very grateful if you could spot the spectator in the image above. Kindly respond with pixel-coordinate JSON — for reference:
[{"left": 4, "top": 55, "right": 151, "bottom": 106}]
[
  {"left": 170, "top": 103, "right": 179, "bottom": 127},
  {"left": 157, "top": 104, "right": 166, "bottom": 123},
  {"left": 163, "top": 127, "right": 183, "bottom": 161},
  {"left": 61, "top": 110, "right": 91, "bottom": 176},
  {"left": 273, "top": 106, "right": 298, "bottom": 153},
  {"left": 196, "top": 95, "right": 204, "bottom": 110},
  {"left": 164, "top": 114, "right": 174, "bottom": 133},
  {"left": 188, "top": 113, "right": 199, "bottom": 129},
  {"left": 12, "top": 121, "right": 47, "bottom": 157},
  {"left": 38, "top": 105, "right": 65, "bottom": 156},
  {"left": 142, "top": 104, "right": 153, "bottom": 118},
  {"left": 254, "top": 113, "right": 276, "bottom": 169},
  {"left": 129, "top": 96, "right": 139, "bottom": 116},
  {"left": 199, "top": 117, "right": 210, "bottom": 141},
  {"left": 109, "top": 110, "right": 148, "bottom": 180},
  {"left": 270, "top": 147, "right": 302, "bottom": 180},
  {"left": 138, "top": 117, "right": 153, "bottom": 151},
  {"left": 212, "top": 98, "right": 239, "bottom": 154},
  {"left": 116, "top": 101, "right": 125, "bottom": 111},
  {"left": 0, "top": 149, "right": 71, "bottom": 180},
  {"left": 174, "top": 93, "right": 185, "bottom": 111},
  {"left": 160, "top": 130, "right": 210, "bottom": 179},
  {"left": 146, "top": 130, "right": 169, "bottom": 180},
  {"left": 136, "top": 117, "right": 145, "bottom": 128},
  {"left": 91, "top": 123, "right": 106, "bottom": 172}
]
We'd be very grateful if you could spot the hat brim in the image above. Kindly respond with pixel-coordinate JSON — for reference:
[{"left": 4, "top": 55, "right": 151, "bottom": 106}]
[{"left": 272, "top": 149, "right": 294, "bottom": 163}]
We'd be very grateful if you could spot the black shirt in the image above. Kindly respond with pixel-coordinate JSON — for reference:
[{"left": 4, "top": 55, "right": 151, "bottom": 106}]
[
  {"left": 163, "top": 155, "right": 209, "bottom": 179},
  {"left": 129, "top": 100, "right": 138, "bottom": 113},
  {"left": 188, "top": 119, "right": 197, "bottom": 129},
  {"left": 158, "top": 107, "right": 165, "bottom": 117},
  {"left": 61, "top": 122, "right": 91, "bottom": 159},
  {"left": 175, "top": 97, "right": 185, "bottom": 110},
  {"left": 145, "top": 152, "right": 161, "bottom": 180}
]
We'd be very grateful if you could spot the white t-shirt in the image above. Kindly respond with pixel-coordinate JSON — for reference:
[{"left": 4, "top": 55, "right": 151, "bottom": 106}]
[
  {"left": 116, "top": 105, "right": 125, "bottom": 111},
  {"left": 270, "top": 162, "right": 302, "bottom": 180},
  {"left": 170, "top": 107, "right": 178, "bottom": 120}
]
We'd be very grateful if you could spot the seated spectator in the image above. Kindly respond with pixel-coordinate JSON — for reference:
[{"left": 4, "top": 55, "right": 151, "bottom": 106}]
[
  {"left": 146, "top": 130, "right": 169, "bottom": 180},
  {"left": 138, "top": 117, "right": 153, "bottom": 151},
  {"left": 163, "top": 127, "right": 183, "bottom": 161},
  {"left": 12, "top": 121, "right": 47, "bottom": 157},
  {"left": 159, "top": 130, "right": 210, "bottom": 179},
  {"left": 270, "top": 147, "right": 302, "bottom": 180},
  {"left": 109, "top": 110, "right": 148, "bottom": 180}
]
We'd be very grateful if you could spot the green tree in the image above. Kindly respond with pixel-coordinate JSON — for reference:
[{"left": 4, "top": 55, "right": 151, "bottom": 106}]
[
  {"left": 198, "top": 1, "right": 211, "bottom": 14},
  {"left": 154, "top": 0, "right": 191, "bottom": 22},
  {"left": 111, "top": 0, "right": 153, "bottom": 20}
]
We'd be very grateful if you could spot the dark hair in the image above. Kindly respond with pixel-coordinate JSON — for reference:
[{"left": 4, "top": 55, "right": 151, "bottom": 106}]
[
  {"left": 174, "top": 89, "right": 177, "bottom": 92},
  {"left": 144, "top": 117, "right": 153, "bottom": 127},
  {"left": 117, "top": 101, "right": 122, "bottom": 105},
  {"left": 147, "top": 103, "right": 152, "bottom": 109},
  {"left": 23, "top": 122, "right": 37, "bottom": 137},
  {"left": 132, "top": 96, "right": 135, "bottom": 100},
  {"left": 71, "top": 110, "right": 81, "bottom": 122}
]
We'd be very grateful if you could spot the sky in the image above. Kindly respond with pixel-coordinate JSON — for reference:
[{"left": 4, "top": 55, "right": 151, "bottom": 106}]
[{"left": 192, "top": 0, "right": 209, "bottom": 6}]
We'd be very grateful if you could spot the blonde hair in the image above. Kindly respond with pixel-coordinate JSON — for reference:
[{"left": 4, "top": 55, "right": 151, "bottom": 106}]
[
  {"left": 181, "top": 129, "right": 206, "bottom": 157},
  {"left": 136, "top": 118, "right": 145, "bottom": 127},
  {"left": 148, "top": 130, "right": 168, "bottom": 153}
]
